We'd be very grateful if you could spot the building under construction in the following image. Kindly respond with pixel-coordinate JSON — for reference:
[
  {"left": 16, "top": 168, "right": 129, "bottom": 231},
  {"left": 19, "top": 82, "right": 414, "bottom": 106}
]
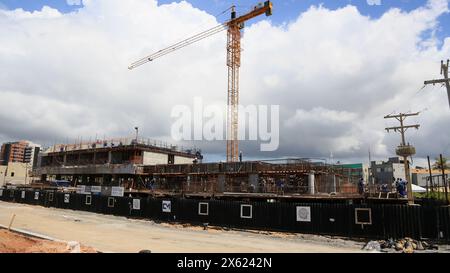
[
  {"left": 29, "top": 137, "right": 376, "bottom": 200},
  {"left": 143, "top": 159, "right": 362, "bottom": 198},
  {"left": 34, "top": 138, "right": 200, "bottom": 189}
]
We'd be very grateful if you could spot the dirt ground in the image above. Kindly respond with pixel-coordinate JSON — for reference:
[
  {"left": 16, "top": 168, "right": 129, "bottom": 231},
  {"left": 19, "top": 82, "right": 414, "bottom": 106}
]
[
  {"left": 0, "top": 229, "right": 96, "bottom": 253},
  {"left": 0, "top": 201, "right": 365, "bottom": 253}
]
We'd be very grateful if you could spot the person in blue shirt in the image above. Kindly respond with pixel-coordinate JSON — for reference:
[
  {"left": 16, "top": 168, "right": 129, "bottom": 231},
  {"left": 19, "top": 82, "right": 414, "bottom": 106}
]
[
  {"left": 397, "top": 178, "right": 408, "bottom": 198},
  {"left": 401, "top": 179, "right": 408, "bottom": 198}
]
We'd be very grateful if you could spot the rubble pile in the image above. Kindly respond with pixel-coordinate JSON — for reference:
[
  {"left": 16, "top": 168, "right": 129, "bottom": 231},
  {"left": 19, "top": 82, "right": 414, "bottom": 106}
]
[{"left": 363, "top": 238, "right": 439, "bottom": 253}]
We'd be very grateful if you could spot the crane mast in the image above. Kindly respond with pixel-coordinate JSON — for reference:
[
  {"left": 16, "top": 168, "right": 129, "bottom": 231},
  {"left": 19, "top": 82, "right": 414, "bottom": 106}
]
[
  {"left": 129, "top": 1, "right": 273, "bottom": 162},
  {"left": 226, "top": 7, "right": 241, "bottom": 162}
]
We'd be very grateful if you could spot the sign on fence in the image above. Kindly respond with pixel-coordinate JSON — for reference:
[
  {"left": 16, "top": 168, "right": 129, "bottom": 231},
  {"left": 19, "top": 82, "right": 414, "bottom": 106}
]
[
  {"left": 162, "top": 200, "right": 171, "bottom": 213},
  {"left": 64, "top": 194, "right": 70, "bottom": 203},
  {"left": 21, "top": 191, "right": 25, "bottom": 199},
  {"left": 34, "top": 192, "right": 39, "bottom": 200},
  {"left": 296, "top": 206, "right": 311, "bottom": 222},
  {"left": 0, "top": 189, "right": 3, "bottom": 196},
  {"left": 355, "top": 208, "right": 372, "bottom": 225},
  {"left": 76, "top": 185, "right": 86, "bottom": 194},
  {"left": 111, "top": 187, "right": 124, "bottom": 197},
  {"left": 91, "top": 186, "right": 102, "bottom": 193},
  {"left": 133, "top": 199, "right": 140, "bottom": 210}
]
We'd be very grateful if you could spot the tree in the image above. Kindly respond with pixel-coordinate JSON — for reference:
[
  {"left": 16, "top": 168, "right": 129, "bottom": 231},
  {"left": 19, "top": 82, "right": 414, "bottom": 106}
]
[{"left": 432, "top": 157, "right": 450, "bottom": 170}]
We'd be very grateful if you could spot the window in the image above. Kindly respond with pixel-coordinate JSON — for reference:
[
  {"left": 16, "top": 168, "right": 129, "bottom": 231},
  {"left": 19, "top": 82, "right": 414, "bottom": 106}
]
[
  {"left": 11, "top": 172, "right": 14, "bottom": 177},
  {"left": 108, "top": 197, "right": 115, "bottom": 208},
  {"left": 198, "top": 202, "right": 209, "bottom": 216},
  {"left": 48, "top": 192, "right": 54, "bottom": 202},
  {"left": 240, "top": 204, "right": 252, "bottom": 219},
  {"left": 376, "top": 168, "right": 381, "bottom": 173},
  {"left": 85, "top": 195, "right": 92, "bottom": 205}
]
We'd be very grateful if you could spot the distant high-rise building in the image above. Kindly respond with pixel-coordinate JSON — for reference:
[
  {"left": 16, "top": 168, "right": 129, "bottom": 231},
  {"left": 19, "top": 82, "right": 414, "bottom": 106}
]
[{"left": 0, "top": 141, "right": 41, "bottom": 168}]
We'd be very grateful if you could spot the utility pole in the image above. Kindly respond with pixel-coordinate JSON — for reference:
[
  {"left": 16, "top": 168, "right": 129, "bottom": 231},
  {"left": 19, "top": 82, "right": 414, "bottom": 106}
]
[
  {"left": 427, "top": 155, "right": 433, "bottom": 195},
  {"left": 368, "top": 147, "right": 373, "bottom": 185},
  {"left": 424, "top": 59, "right": 450, "bottom": 108},
  {"left": 439, "top": 154, "right": 449, "bottom": 205},
  {"left": 384, "top": 112, "right": 420, "bottom": 204}
]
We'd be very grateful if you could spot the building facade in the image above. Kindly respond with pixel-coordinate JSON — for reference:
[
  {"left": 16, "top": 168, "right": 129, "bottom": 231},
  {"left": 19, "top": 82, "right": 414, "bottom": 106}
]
[
  {"left": 33, "top": 137, "right": 200, "bottom": 187},
  {"left": 0, "top": 141, "right": 41, "bottom": 168},
  {"left": 370, "top": 157, "right": 409, "bottom": 184},
  {"left": 335, "top": 163, "right": 369, "bottom": 183},
  {"left": 411, "top": 168, "right": 450, "bottom": 188},
  {"left": 0, "top": 162, "right": 32, "bottom": 186}
]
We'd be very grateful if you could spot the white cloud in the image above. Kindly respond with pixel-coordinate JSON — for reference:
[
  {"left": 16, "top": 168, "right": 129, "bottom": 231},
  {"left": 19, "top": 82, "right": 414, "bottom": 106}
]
[{"left": 0, "top": 0, "right": 449, "bottom": 164}]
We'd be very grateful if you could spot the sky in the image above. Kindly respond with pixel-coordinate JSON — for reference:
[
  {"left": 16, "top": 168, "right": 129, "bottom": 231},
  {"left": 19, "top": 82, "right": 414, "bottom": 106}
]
[
  {"left": 0, "top": 0, "right": 450, "bottom": 166},
  {"left": 1, "top": 0, "right": 449, "bottom": 38}
]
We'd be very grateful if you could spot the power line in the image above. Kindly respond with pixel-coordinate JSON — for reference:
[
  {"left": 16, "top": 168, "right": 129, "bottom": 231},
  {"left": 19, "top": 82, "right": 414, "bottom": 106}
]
[{"left": 424, "top": 59, "right": 450, "bottom": 108}]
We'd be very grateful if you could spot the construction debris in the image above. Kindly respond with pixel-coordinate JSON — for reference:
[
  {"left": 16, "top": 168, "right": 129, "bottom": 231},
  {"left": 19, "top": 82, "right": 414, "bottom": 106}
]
[
  {"left": 362, "top": 240, "right": 381, "bottom": 252},
  {"left": 66, "top": 241, "right": 81, "bottom": 253},
  {"left": 363, "top": 238, "right": 439, "bottom": 253}
]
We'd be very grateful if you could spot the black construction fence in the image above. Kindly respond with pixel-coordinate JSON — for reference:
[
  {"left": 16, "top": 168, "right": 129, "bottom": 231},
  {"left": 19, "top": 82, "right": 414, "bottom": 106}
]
[{"left": 0, "top": 188, "right": 449, "bottom": 243}]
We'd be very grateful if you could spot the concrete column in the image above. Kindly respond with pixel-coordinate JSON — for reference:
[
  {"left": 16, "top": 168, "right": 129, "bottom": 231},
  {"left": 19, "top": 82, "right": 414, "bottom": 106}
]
[
  {"left": 217, "top": 174, "right": 225, "bottom": 193},
  {"left": 332, "top": 175, "right": 337, "bottom": 193},
  {"left": 308, "top": 172, "right": 315, "bottom": 195},
  {"left": 186, "top": 175, "right": 191, "bottom": 191}
]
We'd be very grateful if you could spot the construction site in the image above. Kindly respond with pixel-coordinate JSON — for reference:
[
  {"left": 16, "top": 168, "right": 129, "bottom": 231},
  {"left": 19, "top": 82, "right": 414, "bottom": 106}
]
[
  {"left": 31, "top": 137, "right": 365, "bottom": 199},
  {"left": 1, "top": 0, "right": 450, "bottom": 255},
  {"left": 22, "top": 1, "right": 371, "bottom": 202}
]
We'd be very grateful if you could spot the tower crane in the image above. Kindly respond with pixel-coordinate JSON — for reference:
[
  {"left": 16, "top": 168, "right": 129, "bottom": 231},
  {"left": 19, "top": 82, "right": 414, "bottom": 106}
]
[{"left": 128, "top": 1, "right": 273, "bottom": 162}]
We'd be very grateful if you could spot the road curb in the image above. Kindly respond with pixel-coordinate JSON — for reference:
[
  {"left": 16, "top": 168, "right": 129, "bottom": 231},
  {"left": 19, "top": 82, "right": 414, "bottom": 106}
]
[{"left": 0, "top": 223, "right": 60, "bottom": 241}]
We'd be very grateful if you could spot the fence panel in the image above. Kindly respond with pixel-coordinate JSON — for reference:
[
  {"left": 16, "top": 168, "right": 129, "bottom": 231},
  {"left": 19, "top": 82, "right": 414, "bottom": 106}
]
[{"left": 1, "top": 192, "right": 449, "bottom": 242}]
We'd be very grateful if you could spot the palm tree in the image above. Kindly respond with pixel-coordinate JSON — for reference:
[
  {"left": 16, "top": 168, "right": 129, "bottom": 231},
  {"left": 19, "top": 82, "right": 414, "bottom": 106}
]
[{"left": 432, "top": 157, "right": 450, "bottom": 170}]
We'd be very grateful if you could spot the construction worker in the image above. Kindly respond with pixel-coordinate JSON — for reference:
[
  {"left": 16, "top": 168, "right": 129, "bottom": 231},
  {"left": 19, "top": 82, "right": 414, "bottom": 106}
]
[
  {"left": 397, "top": 178, "right": 407, "bottom": 198},
  {"left": 358, "top": 178, "right": 365, "bottom": 194},
  {"left": 149, "top": 177, "right": 155, "bottom": 191},
  {"left": 400, "top": 179, "right": 408, "bottom": 198}
]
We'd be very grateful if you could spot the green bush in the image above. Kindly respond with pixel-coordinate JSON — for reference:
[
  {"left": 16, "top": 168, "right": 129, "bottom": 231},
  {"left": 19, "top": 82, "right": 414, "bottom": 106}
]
[{"left": 414, "top": 191, "right": 450, "bottom": 200}]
